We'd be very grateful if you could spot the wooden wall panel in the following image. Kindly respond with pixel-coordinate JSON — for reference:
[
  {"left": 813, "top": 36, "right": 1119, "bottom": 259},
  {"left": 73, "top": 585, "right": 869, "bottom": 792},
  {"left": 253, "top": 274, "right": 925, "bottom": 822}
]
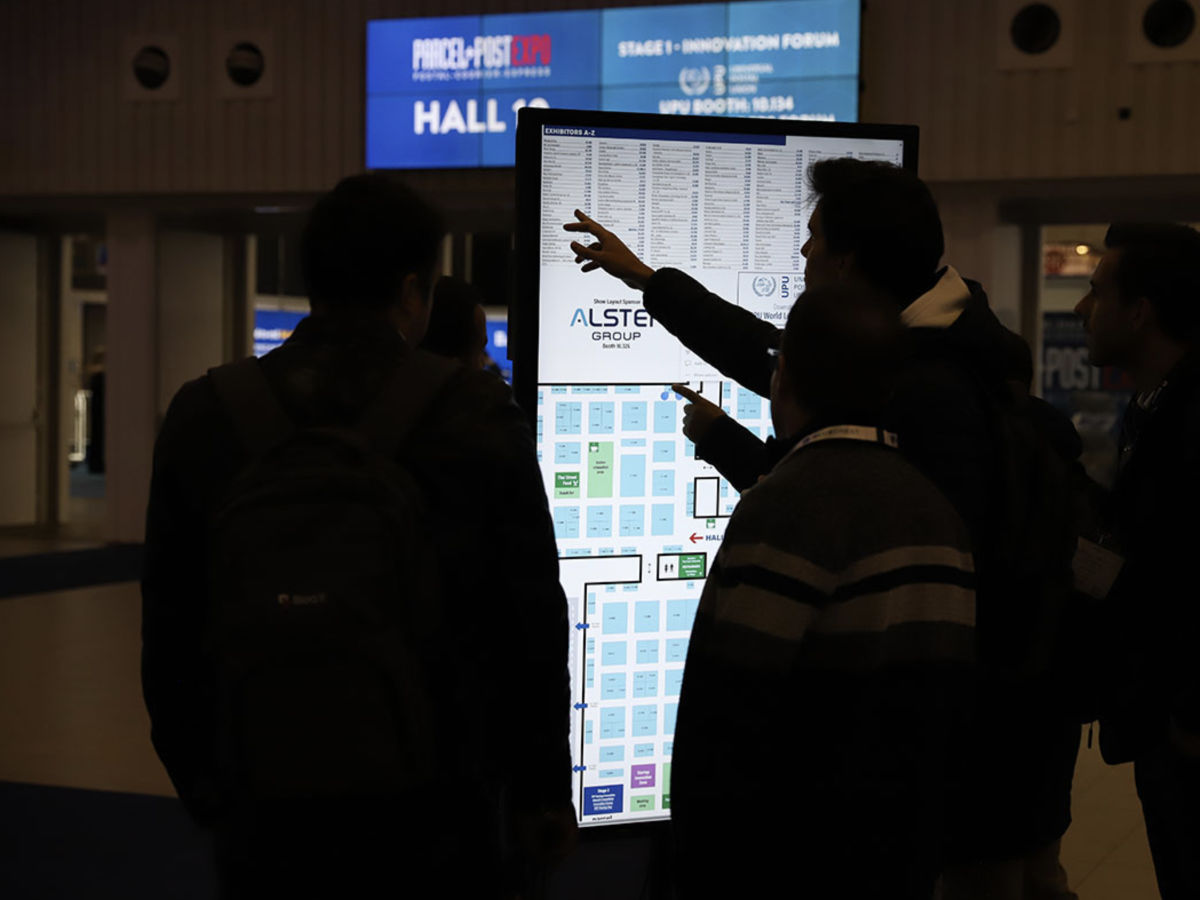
[
  {"left": 863, "top": 0, "right": 1200, "bottom": 182},
  {"left": 4, "top": 0, "right": 1200, "bottom": 197}
]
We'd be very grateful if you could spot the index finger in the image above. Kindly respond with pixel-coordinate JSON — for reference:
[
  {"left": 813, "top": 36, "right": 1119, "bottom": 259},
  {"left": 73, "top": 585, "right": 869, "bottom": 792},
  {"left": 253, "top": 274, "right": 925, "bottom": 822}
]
[
  {"left": 563, "top": 209, "right": 606, "bottom": 236},
  {"left": 671, "top": 383, "right": 703, "bottom": 403}
]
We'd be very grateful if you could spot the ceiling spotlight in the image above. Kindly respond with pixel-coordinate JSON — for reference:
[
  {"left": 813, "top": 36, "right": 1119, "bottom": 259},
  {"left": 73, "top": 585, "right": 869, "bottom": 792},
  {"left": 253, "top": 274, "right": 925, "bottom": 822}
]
[{"left": 1074, "top": 244, "right": 1090, "bottom": 256}]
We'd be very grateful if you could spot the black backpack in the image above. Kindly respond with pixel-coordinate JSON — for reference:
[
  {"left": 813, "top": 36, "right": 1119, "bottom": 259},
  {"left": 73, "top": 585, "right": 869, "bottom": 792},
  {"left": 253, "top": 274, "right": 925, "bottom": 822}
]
[
  {"left": 204, "top": 350, "right": 459, "bottom": 803},
  {"left": 972, "top": 382, "right": 1080, "bottom": 688}
]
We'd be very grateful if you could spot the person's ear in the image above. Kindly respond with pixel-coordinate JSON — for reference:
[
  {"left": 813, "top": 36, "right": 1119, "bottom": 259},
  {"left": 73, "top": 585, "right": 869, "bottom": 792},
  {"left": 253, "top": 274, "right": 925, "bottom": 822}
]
[
  {"left": 772, "top": 352, "right": 792, "bottom": 403},
  {"left": 1129, "top": 295, "right": 1155, "bottom": 335},
  {"left": 833, "top": 251, "right": 855, "bottom": 280},
  {"left": 396, "top": 272, "right": 433, "bottom": 343},
  {"left": 400, "top": 272, "right": 428, "bottom": 310}
]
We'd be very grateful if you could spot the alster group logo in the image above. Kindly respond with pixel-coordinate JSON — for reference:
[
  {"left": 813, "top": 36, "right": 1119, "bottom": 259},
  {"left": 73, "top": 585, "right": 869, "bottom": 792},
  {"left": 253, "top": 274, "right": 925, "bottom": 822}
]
[{"left": 570, "top": 304, "right": 655, "bottom": 348}]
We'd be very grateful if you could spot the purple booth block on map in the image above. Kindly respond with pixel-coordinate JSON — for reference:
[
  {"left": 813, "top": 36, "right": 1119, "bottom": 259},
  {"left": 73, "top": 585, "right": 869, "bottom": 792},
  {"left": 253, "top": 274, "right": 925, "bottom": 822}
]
[{"left": 631, "top": 763, "right": 656, "bottom": 789}]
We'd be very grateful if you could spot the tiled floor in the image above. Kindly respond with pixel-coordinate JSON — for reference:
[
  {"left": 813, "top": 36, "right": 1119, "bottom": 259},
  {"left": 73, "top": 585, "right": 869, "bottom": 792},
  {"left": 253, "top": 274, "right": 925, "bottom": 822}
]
[
  {"left": 1062, "top": 730, "right": 1159, "bottom": 898},
  {"left": 0, "top": 582, "right": 173, "bottom": 797},
  {"left": 0, "top": 535, "right": 104, "bottom": 559},
  {"left": 0, "top": 579, "right": 1164, "bottom": 897}
]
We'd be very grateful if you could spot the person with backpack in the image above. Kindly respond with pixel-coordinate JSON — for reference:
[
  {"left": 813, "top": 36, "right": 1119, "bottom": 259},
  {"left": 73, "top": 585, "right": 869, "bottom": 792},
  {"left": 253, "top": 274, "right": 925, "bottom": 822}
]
[
  {"left": 565, "top": 158, "right": 1079, "bottom": 897},
  {"left": 1076, "top": 223, "right": 1200, "bottom": 900},
  {"left": 142, "top": 173, "right": 575, "bottom": 898}
]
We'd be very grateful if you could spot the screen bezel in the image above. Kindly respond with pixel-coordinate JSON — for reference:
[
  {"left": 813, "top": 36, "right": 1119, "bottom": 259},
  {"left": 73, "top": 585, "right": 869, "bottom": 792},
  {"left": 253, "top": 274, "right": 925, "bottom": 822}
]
[
  {"left": 510, "top": 106, "right": 918, "bottom": 834},
  {"left": 512, "top": 106, "right": 919, "bottom": 419}
]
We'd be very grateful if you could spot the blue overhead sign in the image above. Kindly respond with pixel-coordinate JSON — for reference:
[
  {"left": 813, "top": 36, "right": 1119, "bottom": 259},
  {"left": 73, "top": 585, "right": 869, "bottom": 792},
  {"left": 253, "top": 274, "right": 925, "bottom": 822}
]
[
  {"left": 366, "top": 0, "right": 860, "bottom": 169},
  {"left": 253, "top": 309, "right": 306, "bottom": 357}
]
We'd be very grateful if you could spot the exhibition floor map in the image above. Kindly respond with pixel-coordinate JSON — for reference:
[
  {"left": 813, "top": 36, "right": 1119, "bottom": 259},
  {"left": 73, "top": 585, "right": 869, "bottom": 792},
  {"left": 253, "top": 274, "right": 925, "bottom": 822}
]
[
  {"left": 534, "top": 122, "right": 904, "bottom": 825},
  {"left": 535, "top": 380, "right": 772, "bottom": 824}
]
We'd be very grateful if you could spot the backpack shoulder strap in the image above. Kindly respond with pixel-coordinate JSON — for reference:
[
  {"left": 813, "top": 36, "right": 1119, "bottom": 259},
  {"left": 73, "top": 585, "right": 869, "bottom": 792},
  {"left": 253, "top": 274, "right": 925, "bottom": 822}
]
[
  {"left": 357, "top": 348, "right": 462, "bottom": 458},
  {"left": 208, "top": 357, "right": 295, "bottom": 458}
]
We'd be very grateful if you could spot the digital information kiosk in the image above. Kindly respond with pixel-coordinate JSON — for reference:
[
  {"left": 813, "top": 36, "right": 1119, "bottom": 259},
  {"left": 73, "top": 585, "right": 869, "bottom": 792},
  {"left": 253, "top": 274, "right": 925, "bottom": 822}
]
[{"left": 513, "top": 108, "right": 917, "bottom": 827}]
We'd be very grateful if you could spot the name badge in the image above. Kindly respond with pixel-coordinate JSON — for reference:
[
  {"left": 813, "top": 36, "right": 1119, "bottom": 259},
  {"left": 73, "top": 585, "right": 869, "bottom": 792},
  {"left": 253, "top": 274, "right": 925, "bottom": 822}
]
[{"left": 1072, "top": 537, "right": 1124, "bottom": 599}]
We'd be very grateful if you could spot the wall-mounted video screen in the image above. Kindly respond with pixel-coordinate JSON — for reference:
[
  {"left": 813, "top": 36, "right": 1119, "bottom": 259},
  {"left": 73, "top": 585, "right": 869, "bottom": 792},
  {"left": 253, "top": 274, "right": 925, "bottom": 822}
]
[
  {"left": 253, "top": 309, "right": 306, "bottom": 357},
  {"left": 483, "top": 307, "right": 512, "bottom": 383},
  {"left": 513, "top": 107, "right": 917, "bottom": 827},
  {"left": 367, "top": 0, "right": 860, "bottom": 169}
]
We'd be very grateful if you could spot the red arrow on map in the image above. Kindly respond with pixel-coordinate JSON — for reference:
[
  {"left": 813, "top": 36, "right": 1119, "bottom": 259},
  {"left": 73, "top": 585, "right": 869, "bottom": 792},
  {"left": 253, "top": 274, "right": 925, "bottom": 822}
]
[{"left": 689, "top": 533, "right": 702, "bottom": 544}]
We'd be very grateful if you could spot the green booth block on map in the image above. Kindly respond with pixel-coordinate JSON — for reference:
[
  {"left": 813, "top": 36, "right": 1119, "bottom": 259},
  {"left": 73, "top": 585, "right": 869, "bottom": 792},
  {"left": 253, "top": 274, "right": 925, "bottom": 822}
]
[
  {"left": 679, "top": 554, "right": 706, "bottom": 579},
  {"left": 631, "top": 795, "right": 656, "bottom": 812},
  {"left": 588, "top": 442, "right": 614, "bottom": 498},
  {"left": 663, "top": 762, "right": 671, "bottom": 809},
  {"left": 555, "top": 472, "right": 580, "bottom": 498}
]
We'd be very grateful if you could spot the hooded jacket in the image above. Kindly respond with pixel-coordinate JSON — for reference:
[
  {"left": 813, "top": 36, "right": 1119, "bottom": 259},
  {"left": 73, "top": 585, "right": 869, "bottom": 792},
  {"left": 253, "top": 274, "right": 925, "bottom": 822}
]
[
  {"left": 643, "top": 265, "right": 1086, "bottom": 859},
  {"left": 642, "top": 265, "right": 1010, "bottom": 547}
]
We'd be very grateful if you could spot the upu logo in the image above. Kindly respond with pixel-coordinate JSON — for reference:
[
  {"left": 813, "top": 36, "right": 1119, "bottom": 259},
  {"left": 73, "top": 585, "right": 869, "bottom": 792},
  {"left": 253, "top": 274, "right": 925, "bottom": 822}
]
[
  {"left": 679, "top": 67, "right": 711, "bottom": 97},
  {"left": 752, "top": 275, "right": 778, "bottom": 298}
]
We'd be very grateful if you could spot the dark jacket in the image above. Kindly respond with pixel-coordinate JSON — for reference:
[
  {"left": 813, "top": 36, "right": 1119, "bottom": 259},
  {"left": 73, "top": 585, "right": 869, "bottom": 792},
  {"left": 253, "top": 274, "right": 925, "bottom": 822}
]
[
  {"left": 141, "top": 315, "right": 572, "bottom": 836},
  {"left": 643, "top": 266, "right": 1003, "bottom": 547},
  {"left": 643, "top": 266, "right": 1083, "bottom": 860},
  {"left": 1100, "top": 353, "right": 1200, "bottom": 762},
  {"left": 672, "top": 427, "right": 976, "bottom": 898}
]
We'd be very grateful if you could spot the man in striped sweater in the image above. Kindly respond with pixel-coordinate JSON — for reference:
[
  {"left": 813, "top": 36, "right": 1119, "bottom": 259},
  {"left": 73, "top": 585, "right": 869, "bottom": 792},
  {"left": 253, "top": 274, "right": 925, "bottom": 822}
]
[{"left": 670, "top": 284, "right": 977, "bottom": 899}]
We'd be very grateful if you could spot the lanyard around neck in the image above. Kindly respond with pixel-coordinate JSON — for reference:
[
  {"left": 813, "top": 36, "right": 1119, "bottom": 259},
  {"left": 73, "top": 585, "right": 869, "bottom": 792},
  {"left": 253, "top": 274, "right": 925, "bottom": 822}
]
[{"left": 782, "top": 425, "right": 899, "bottom": 465}]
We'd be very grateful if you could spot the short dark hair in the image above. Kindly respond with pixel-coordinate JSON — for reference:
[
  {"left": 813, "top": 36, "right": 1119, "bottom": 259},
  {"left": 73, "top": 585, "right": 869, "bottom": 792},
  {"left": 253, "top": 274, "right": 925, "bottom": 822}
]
[
  {"left": 301, "top": 173, "right": 445, "bottom": 311},
  {"left": 809, "top": 158, "right": 944, "bottom": 305},
  {"left": 421, "top": 276, "right": 485, "bottom": 359},
  {"left": 781, "top": 282, "right": 905, "bottom": 424},
  {"left": 1105, "top": 223, "right": 1200, "bottom": 344}
]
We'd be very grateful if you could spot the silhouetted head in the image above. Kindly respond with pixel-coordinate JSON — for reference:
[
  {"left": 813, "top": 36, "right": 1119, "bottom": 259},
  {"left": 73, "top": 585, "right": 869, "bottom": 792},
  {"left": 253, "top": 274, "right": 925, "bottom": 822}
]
[
  {"left": 301, "top": 173, "right": 445, "bottom": 342},
  {"left": 1075, "top": 223, "right": 1200, "bottom": 370},
  {"left": 421, "top": 276, "right": 489, "bottom": 370},
  {"left": 802, "top": 159, "right": 944, "bottom": 307},
  {"left": 772, "top": 281, "right": 906, "bottom": 437}
]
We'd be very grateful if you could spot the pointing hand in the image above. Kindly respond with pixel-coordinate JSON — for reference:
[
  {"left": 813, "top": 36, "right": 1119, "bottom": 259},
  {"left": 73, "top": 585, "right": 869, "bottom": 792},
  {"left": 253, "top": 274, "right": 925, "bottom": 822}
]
[
  {"left": 564, "top": 210, "right": 656, "bottom": 290},
  {"left": 672, "top": 383, "right": 726, "bottom": 445}
]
